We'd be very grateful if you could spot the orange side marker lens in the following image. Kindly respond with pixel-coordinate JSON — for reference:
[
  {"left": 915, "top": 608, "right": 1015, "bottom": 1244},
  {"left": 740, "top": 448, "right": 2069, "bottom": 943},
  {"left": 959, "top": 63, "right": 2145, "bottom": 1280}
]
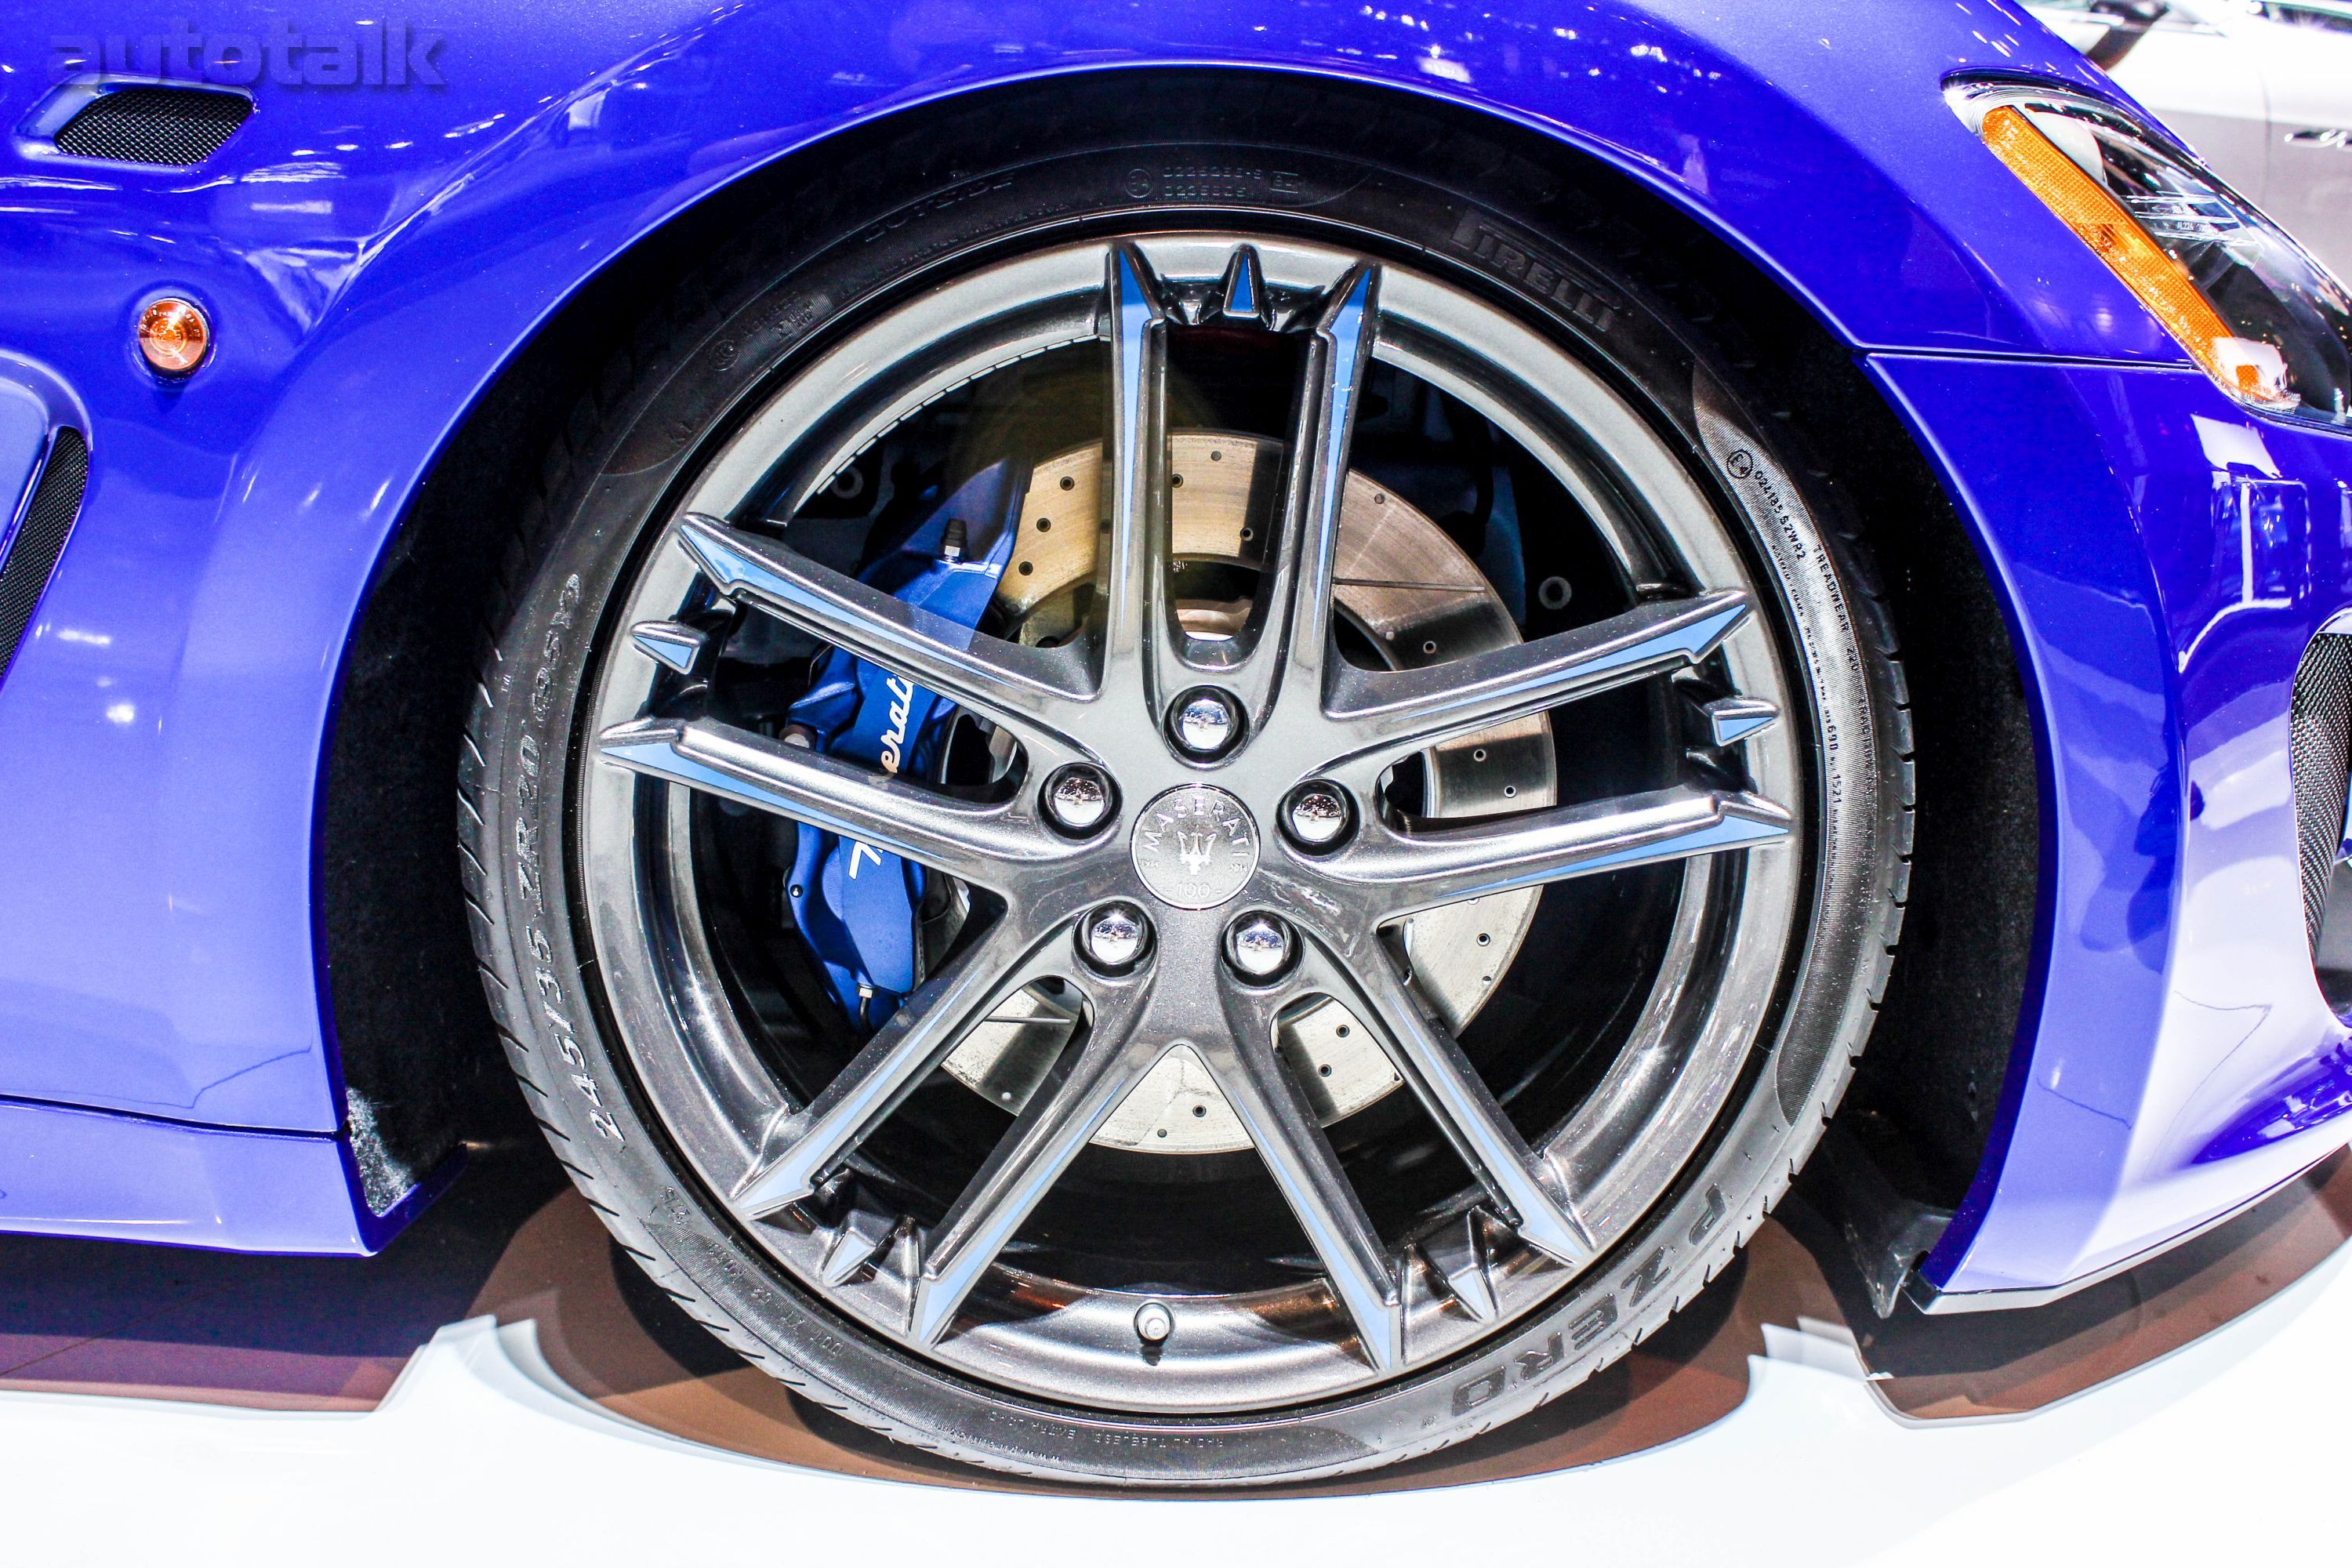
[
  {"left": 136, "top": 297, "right": 211, "bottom": 375},
  {"left": 1981, "top": 105, "right": 2290, "bottom": 408}
]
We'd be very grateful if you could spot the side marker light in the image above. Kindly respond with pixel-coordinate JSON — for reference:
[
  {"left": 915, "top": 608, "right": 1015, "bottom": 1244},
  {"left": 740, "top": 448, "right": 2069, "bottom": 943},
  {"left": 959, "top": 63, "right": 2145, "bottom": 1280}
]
[
  {"left": 137, "top": 297, "right": 211, "bottom": 376},
  {"left": 1980, "top": 105, "right": 2292, "bottom": 410}
]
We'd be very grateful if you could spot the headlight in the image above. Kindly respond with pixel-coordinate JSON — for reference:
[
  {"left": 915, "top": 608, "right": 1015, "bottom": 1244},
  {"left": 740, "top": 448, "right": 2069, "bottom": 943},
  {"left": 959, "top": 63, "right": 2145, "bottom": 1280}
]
[{"left": 1949, "top": 79, "right": 2352, "bottom": 425}]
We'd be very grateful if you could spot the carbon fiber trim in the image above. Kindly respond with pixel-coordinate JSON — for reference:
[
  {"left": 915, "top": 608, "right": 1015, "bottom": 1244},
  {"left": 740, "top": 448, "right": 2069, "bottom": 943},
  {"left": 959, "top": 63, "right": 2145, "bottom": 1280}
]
[
  {"left": 52, "top": 87, "right": 251, "bottom": 166},
  {"left": 0, "top": 429, "right": 89, "bottom": 685},
  {"left": 2290, "top": 633, "right": 2352, "bottom": 953}
]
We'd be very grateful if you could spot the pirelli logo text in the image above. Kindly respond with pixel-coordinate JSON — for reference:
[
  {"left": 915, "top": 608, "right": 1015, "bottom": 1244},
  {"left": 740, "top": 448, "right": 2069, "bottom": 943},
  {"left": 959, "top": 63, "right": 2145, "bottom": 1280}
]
[{"left": 1448, "top": 212, "right": 1618, "bottom": 334}]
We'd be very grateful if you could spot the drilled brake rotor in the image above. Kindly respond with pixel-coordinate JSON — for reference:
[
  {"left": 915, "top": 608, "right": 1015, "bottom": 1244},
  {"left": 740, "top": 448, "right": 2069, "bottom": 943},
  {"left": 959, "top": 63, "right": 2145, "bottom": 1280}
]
[{"left": 939, "top": 430, "right": 1555, "bottom": 1152}]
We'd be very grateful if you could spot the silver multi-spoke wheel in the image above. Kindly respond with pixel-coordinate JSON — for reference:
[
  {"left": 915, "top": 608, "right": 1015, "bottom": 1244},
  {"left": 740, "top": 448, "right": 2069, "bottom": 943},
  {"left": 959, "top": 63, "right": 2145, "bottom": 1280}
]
[{"left": 572, "top": 232, "right": 1812, "bottom": 1411}]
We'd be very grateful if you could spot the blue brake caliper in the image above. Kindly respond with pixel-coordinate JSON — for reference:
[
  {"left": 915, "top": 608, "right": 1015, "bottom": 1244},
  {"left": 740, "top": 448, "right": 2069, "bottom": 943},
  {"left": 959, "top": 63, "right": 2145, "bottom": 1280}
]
[{"left": 783, "top": 462, "right": 1019, "bottom": 1029}]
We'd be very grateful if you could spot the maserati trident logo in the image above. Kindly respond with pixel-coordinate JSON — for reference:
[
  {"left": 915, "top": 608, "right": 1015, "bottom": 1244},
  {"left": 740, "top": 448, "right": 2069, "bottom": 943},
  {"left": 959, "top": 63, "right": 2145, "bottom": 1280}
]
[
  {"left": 1175, "top": 826, "right": 1218, "bottom": 877},
  {"left": 1131, "top": 786, "right": 1258, "bottom": 909}
]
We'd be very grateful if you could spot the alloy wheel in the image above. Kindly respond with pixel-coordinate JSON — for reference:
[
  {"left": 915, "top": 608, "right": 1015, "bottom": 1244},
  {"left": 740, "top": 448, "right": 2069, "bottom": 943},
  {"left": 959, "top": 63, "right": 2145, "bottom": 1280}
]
[{"left": 577, "top": 232, "right": 1806, "bottom": 1412}]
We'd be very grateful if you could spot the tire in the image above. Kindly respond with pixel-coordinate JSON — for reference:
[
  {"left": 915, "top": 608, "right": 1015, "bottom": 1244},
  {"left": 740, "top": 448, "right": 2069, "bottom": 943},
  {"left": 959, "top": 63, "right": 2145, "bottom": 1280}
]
[{"left": 460, "top": 73, "right": 1911, "bottom": 1486}]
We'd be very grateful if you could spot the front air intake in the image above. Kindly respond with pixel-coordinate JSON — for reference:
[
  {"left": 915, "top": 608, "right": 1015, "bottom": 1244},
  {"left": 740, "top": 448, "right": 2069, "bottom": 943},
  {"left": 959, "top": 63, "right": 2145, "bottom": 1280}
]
[
  {"left": 2292, "top": 633, "right": 2352, "bottom": 1014},
  {"left": 0, "top": 429, "right": 90, "bottom": 685},
  {"left": 51, "top": 87, "right": 252, "bottom": 167}
]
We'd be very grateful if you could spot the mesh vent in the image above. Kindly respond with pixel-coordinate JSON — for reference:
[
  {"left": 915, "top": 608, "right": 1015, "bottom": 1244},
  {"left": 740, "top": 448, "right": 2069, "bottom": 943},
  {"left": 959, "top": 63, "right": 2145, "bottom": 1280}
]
[
  {"left": 2291, "top": 633, "right": 2352, "bottom": 951},
  {"left": 0, "top": 430, "right": 89, "bottom": 685},
  {"left": 52, "top": 87, "right": 251, "bottom": 167}
]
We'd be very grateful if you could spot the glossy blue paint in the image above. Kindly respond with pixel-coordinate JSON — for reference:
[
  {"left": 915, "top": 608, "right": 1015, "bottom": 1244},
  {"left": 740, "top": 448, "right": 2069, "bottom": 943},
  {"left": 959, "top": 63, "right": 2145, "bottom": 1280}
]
[
  {"left": 0, "top": 1093, "right": 444, "bottom": 1254},
  {"left": 0, "top": 0, "right": 2136, "bottom": 1134},
  {"left": 0, "top": 0, "right": 2342, "bottom": 1280},
  {"left": 0, "top": 383, "right": 46, "bottom": 549},
  {"left": 2198, "top": 1043, "right": 2352, "bottom": 1165},
  {"left": 1872, "top": 354, "right": 2352, "bottom": 1301}
]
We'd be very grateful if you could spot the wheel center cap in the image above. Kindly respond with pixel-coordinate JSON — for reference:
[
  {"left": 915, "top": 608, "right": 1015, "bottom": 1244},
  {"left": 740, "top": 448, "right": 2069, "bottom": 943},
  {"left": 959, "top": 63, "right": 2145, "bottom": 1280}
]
[{"left": 1131, "top": 786, "right": 1259, "bottom": 909}]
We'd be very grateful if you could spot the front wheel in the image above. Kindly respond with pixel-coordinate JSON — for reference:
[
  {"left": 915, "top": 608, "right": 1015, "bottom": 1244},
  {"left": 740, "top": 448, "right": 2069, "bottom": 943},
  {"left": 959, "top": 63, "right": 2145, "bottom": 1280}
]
[{"left": 462, "top": 78, "right": 1909, "bottom": 1486}]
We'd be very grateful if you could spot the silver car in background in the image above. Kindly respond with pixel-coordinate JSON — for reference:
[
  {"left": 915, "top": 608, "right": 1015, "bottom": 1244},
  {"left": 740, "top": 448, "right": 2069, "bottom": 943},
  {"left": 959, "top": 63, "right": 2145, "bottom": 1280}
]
[{"left": 2030, "top": 0, "right": 2352, "bottom": 276}]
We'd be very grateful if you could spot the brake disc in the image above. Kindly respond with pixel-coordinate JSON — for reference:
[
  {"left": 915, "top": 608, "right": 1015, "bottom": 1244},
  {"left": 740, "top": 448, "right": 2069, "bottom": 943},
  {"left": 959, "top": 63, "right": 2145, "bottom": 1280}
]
[{"left": 940, "top": 430, "right": 1555, "bottom": 1152}]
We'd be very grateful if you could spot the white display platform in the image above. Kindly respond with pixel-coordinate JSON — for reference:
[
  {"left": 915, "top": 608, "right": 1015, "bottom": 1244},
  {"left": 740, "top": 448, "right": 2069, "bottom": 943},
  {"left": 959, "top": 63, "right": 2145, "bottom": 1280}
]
[{"left": 2, "top": 1218, "right": 2342, "bottom": 1566}]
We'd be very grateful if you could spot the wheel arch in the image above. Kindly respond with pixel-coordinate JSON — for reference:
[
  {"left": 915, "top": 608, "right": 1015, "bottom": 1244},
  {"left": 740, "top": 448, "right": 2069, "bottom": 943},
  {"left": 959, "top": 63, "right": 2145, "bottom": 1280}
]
[{"left": 319, "top": 62, "right": 2040, "bottom": 1242}]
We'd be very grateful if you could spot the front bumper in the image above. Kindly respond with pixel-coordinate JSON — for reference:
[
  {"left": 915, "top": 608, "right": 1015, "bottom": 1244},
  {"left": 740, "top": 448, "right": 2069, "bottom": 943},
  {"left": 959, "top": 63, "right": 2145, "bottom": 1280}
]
[{"left": 1872, "top": 354, "right": 2352, "bottom": 1305}]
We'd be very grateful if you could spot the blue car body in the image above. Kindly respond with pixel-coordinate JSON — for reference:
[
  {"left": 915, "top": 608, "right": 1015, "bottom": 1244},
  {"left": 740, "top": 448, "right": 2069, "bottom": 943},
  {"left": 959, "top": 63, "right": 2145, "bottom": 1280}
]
[{"left": 1, "top": 0, "right": 2347, "bottom": 1312}]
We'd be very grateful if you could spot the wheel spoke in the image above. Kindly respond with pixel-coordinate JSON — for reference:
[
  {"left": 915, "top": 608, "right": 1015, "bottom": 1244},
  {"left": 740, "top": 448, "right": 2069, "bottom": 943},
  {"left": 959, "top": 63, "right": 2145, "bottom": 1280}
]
[
  {"left": 598, "top": 715, "right": 1066, "bottom": 887},
  {"left": 1218, "top": 243, "right": 1269, "bottom": 325},
  {"left": 1200, "top": 985, "right": 1403, "bottom": 1370},
  {"left": 733, "top": 920, "right": 1065, "bottom": 1218},
  {"left": 1332, "top": 784, "right": 1790, "bottom": 919},
  {"left": 912, "top": 974, "right": 1168, "bottom": 1344},
  {"left": 1232, "top": 264, "right": 1380, "bottom": 732},
  {"left": 1322, "top": 591, "right": 1751, "bottom": 763},
  {"left": 672, "top": 514, "right": 1092, "bottom": 764},
  {"left": 1312, "top": 942, "right": 1594, "bottom": 1266},
  {"left": 1094, "top": 244, "right": 1188, "bottom": 715}
]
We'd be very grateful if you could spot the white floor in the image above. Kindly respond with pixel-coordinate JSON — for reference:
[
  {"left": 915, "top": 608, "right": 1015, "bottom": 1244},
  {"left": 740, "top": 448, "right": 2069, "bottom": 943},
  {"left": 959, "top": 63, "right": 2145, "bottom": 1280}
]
[{"left": 4, "top": 1236, "right": 2346, "bottom": 1566}]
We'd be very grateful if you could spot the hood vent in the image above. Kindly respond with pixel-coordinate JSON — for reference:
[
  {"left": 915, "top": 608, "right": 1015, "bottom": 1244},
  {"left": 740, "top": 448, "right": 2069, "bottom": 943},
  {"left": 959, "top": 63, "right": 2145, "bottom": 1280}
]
[
  {"left": 0, "top": 429, "right": 90, "bottom": 686},
  {"left": 52, "top": 87, "right": 252, "bottom": 167}
]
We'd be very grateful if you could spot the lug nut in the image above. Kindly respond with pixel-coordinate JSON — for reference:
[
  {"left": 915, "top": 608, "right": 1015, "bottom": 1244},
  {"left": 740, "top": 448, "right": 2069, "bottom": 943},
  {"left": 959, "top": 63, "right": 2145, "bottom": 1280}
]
[
  {"left": 1283, "top": 781, "right": 1353, "bottom": 850},
  {"left": 1080, "top": 902, "right": 1150, "bottom": 971},
  {"left": 1134, "top": 1300, "right": 1174, "bottom": 1345},
  {"left": 1171, "top": 689, "right": 1242, "bottom": 758},
  {"left": 1044, "top": 764, "right": 1115, "bottom": 833},
  {"left": 1226, "top": 913, "right": 1294, "bottom": 981}
]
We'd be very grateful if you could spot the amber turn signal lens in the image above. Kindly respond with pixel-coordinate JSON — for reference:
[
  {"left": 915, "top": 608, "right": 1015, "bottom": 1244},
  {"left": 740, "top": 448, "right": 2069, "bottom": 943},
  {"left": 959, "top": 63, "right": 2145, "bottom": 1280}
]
[
  {"left": 1980, "top": 106, "right": 2292, "bottom": 410},
  {"left": 136, "top": 297, "right": 211, "bottom": 375}
]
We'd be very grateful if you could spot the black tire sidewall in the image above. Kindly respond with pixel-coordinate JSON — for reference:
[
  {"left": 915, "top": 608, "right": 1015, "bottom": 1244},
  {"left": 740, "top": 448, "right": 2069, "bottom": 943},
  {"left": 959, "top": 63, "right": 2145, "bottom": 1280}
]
[{"left": 464, "top": 103, "right": 1907, "bottom": 1486}]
